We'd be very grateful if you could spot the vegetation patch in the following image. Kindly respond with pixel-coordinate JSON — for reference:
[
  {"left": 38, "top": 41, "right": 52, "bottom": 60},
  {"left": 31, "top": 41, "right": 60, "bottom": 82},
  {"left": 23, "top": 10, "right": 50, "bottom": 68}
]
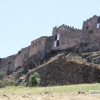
[
  {"left": 75, "top": 56, "right": 87, "bottom": 63},
  {"left": 29, "top": 72, "right": 41, "bottom": 87}
]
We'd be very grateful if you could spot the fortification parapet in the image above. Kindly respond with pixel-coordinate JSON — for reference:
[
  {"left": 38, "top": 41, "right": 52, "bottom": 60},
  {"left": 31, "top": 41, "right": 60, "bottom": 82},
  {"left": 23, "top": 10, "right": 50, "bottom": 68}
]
[
  {"left": 82, "top": 15, "right": 98, "bottom": 31},
  {"left": 52, "top": 24, "right": 81, "bottom": 36}
]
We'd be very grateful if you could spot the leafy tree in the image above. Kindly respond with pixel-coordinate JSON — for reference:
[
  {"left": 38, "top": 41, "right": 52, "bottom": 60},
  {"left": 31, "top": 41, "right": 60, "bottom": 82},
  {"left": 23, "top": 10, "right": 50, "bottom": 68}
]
[{"left": 29, "top": 72, "right": 41, "bottom": 87}]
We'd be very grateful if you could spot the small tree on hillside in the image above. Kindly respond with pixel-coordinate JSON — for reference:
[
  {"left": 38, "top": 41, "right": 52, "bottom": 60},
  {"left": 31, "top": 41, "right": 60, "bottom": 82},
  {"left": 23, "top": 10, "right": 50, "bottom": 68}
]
[{"left": 29, "top": 72, "right": 41, "bottom": 87}]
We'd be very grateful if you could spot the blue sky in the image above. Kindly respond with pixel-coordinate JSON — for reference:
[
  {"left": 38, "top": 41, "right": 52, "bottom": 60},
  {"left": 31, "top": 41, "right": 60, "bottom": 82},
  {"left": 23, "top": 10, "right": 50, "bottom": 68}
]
[{"left": 0, "top": 0, "right": 100, "bottom": 58}]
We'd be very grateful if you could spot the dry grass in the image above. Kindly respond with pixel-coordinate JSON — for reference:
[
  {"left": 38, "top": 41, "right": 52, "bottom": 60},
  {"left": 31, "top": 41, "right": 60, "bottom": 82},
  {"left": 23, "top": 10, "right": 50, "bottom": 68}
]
[{"left": 0, "top": 83, "right": 100, "bottom": 100}]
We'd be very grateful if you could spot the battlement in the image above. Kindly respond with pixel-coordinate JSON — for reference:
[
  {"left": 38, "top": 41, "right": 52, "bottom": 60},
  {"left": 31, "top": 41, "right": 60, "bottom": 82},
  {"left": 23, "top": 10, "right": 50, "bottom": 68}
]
[
  {"left": 52, "top": 24, "right": 81, "bottom": 36},
  {"left": 84, "top": 15, "right": 98, "bottom": 22},
  {"left": 82, "top": 15, "right": 99, "bottom": 30}
]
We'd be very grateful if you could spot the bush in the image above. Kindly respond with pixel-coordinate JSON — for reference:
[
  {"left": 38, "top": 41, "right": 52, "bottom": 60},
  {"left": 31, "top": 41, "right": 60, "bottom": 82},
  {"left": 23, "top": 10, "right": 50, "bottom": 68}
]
[
  {"left": 0, "top": 72, "right": 6, "bottom": 80},
  {"left": 0, "top": 80, "right": 5, "bottom": 88},
  {"left": 4, "top": 80, "right": 13, "bottom": 86},
  {"left": 29, "top": 72, "right": 41, "bottom": 87},
  {"left": 75, "top": 56, "right": 87, "bottom": 63}
]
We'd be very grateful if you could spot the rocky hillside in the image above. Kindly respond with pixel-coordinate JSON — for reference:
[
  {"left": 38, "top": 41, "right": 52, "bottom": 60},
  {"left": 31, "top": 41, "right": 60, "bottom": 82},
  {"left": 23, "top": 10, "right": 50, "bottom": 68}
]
[
  {"left": 3, "top": 50, "right": 100, "bottom": 86},
  {"left": 25, "top": 54, "right": 100, "bottom": 86}
]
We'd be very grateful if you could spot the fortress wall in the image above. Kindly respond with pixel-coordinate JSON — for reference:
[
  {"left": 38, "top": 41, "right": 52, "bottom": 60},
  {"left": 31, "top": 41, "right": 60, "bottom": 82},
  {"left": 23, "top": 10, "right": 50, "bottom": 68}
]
[
  {"left": 52, "top": 24, "right": 80, "bottom": 36},
  {"left": 0, "top": 58, "right": 2, "bottom": 67},
  {"left": 29, "top": 36, "right": 48, "bottom": 57},
  {"left": 14, "top": 46, "right": 30, "bottom": 69},
  {"left": 81, "top": 15, "right": 100, "bottom": 51},
  {"left": 89, "top": 29, "right": 100, "bottom": 44},
  {"left": 21, "top": 46, "right": 30, "bottom": 63},
  {"left": 0, "top": 46, "right": 30, "bottom": 73},
  {"left": 82, "top": 15, "right": 98, "bottom": 31},
  {"left": 81, "top": 15, "right": 98, "bottom": 43},
  {"left": 80, "top": 29, "right": 100, "bottom": 52},
  {"left": 0, "top": 55, "right": 15, "bottom": 73},
  {"left": 52, "top": 30, "right": 81, "bottom": 50},
  {"left": 14, "top": 54, "right": 23, "bottom": 70},
  {"left": 45, "top": 36, "right": 54, "bottom": 52},
  {"left": 0, "top": 59, "right": 8, "bottom": 73}
]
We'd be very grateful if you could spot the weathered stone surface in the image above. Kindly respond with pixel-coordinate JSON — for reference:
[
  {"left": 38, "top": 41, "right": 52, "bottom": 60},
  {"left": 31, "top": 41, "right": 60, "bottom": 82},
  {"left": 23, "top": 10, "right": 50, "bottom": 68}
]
[
  {"left": 14, "top": 46, "right": 30, "bottom": 69},
  {"left": 29, "top": 36, "right": 48, "bottom": 57},
  {"left": 26, "top": 57, "right": 100, "bottom": 86},
  {"left": 81, "top": 15, "right": 100, "bottom": 52},
  {"left": 45, "top": 36, "right": 53, "bottom": 52},
  {"left": 93, "top": 56, "right": 100, "bottom": 64},
  {"left": 0, "top": 55, "right": 15, "bottom": 73},
  {"left": 0, "top": 46, "right": 30, "bottom": 74},
  {"left": 36, "top": 52, "right": 45, "bottom": 60}
]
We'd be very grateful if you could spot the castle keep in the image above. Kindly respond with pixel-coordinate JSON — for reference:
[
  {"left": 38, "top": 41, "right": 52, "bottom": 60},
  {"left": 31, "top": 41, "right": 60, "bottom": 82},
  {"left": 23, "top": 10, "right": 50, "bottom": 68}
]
[{"left": 0, "top": 15, "right": 100, "bottom": 73}]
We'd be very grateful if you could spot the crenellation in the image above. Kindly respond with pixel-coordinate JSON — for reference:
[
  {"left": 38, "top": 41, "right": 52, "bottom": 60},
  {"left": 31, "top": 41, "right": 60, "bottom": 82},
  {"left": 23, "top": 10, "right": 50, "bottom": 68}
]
[{"left": 52, "top": 24, "right": 81, "bottom": 36}]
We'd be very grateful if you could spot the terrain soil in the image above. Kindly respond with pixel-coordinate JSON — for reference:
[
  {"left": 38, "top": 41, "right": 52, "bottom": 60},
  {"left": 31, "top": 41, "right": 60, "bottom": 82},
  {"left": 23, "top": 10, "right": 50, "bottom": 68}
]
[{"left": 0, "top": 93, "right": 100, "bottom": 100}]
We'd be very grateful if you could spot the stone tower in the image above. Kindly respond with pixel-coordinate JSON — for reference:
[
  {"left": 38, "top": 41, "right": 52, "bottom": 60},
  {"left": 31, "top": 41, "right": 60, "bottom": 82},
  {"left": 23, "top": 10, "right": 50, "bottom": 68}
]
[{"left": 81, "top": 15, "right": 100, "bottom": 52}]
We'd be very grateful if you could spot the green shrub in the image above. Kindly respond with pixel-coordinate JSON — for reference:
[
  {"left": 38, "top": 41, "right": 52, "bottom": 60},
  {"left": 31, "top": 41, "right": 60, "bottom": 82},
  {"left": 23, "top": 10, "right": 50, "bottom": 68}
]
[
  {"left": 29, "top": 72, "right": 41, "bottom": 87},
  {"left": 4, "top": 80, "right": 13, "bottom": 86},
  {"left": 75, "top": 56, "right": 87, "bottom": 63},
  {"left": 0, "top": 72, "right": 6, "bottom": 80},
  {"left": 0, "top": 80, "right": 5, "bottom": 88}
]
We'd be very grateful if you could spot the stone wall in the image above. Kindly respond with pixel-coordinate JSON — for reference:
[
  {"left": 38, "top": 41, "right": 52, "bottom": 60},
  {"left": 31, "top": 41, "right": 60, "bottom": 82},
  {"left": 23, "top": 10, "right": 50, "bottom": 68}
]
[
  {"left": 45, "top": 36, "right": 54, "bottom": 52},
  {"left": 0, "top": 58, "right": 2, "bottom": 65},
  {"left": 82, "top": 15, "right": 98, "bottom": 31},
  {"left": 0, "top": 46, "right": 30, "bottom": 73},
  {"left": 14, "top": 46, "right": 30, "bottom": 69},
  {"left": 52, "top": 25, "right": 81, "bottom": 50},
  {"left": 29, "top": 36, "right": 48, "bottom": 57},
  {"left": 81, "top": 15, "right": 100, "bottom": 52},
  {"left": 52, "top": 24, "right": 80, "bottom": 36},
  {"left": 0, "top": 55, "right": 15, "bottom": 73}
]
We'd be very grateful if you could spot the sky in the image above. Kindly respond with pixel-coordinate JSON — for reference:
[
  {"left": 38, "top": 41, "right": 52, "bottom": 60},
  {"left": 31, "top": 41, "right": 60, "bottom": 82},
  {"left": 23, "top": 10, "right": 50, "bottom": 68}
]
[{"left": 0, "top": 0, "right": 100, "bottom": 58}]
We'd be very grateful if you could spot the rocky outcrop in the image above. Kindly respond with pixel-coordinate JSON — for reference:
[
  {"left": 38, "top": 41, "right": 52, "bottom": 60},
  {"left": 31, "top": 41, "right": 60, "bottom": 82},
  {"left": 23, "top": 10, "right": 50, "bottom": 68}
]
[{"left": 25, "top": 56, "right": 100, "bottom": 86}]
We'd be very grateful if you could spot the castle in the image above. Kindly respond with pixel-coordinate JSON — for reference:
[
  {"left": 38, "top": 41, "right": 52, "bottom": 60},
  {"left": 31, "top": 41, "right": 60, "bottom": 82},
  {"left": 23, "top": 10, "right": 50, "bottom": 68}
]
[{"left": 0, "top": 15, "right": 100, "bottom": 73}]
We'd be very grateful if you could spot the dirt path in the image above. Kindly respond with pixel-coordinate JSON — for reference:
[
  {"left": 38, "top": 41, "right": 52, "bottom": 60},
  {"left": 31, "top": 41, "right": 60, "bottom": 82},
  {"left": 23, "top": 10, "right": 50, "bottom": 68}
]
[{"left": 0, "top": 93, "right": 100, "bottom": 100}]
